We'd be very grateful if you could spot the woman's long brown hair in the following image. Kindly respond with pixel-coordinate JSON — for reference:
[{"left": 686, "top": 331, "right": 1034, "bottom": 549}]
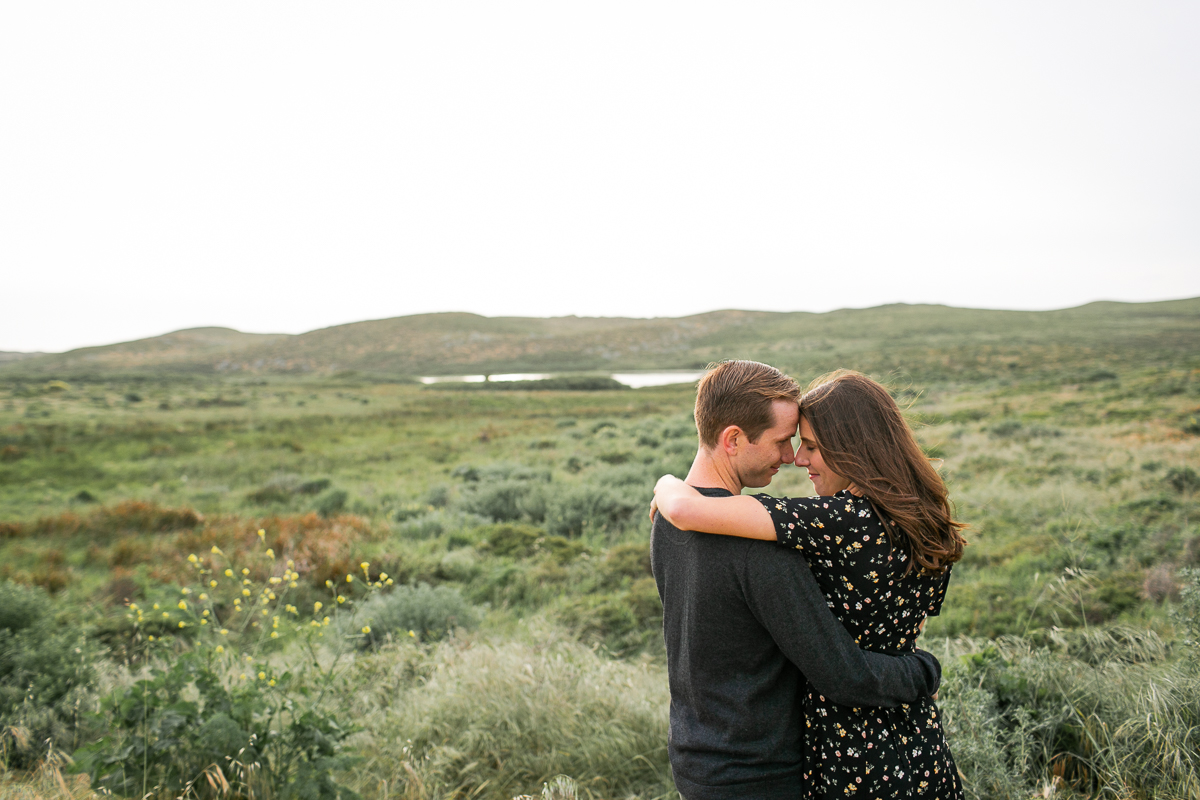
[{"left": 800, "top": 370, "right": 966, "bottom": 575}]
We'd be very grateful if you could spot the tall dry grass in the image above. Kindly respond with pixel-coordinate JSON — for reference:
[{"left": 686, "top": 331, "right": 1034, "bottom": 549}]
[{"left": 341, "top": 624, "right": 676, "bottom": 800}]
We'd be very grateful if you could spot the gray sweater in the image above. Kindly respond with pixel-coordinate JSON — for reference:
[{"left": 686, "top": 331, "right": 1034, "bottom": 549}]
[{"left": 650, "top": 488, "right": 942, "bottom": 800}]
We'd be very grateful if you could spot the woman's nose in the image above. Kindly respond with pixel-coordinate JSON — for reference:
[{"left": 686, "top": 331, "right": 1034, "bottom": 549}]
[{"left": 793, "top": 451, "right": 808, "bottom": 467}]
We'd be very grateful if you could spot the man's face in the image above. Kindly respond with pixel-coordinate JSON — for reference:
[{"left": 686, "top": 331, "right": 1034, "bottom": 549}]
[{"left": 732, "top": 399, "right": 800, "bottom": 489}]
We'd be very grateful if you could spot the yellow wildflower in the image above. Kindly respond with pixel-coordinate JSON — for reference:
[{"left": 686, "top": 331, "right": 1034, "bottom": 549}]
[{"left": 361, "top": 625, "right": 371, "bottom": 634}]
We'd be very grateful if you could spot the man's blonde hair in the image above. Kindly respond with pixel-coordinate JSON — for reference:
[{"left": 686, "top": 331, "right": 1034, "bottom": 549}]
[{"left": 694, "top": 360, "right": 801, "bottom": 448}]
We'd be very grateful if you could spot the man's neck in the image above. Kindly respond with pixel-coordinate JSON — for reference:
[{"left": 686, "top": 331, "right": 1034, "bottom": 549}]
[{"left": 685, "top": 448, "right": 743, "bottom": 495}]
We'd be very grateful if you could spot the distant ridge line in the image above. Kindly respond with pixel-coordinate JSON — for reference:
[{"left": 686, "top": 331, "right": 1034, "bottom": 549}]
[{"left": 1, "top": 297, "right": 1196, "bottom": 380}]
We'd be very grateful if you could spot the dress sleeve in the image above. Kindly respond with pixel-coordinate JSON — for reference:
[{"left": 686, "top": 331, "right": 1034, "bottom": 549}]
[
  {"left": 926, "top": 567, "right": 952, "bottom": 617},
  {"left": 751, "top": 493, "right": 860, "bottom": 557}
]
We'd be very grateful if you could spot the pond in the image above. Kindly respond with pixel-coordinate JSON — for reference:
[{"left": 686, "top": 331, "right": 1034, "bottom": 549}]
[{"left": 419, "top": 371, "right": 707, "bottom": 388}]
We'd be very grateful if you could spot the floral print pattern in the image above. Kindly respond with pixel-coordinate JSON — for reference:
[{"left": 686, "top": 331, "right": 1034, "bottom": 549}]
[{"left": 753, "top": 490, "right": 963, "bottom": 799}]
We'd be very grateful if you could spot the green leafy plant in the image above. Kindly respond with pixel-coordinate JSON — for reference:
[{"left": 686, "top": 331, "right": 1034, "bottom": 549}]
[{"left": 74, "top": 532, "right": 391, "bottom": 798}]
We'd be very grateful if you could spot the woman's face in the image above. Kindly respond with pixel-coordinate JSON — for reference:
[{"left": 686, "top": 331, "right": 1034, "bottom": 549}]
[{"left": 794, "top": 416, "right": 851, "bottom": 496}]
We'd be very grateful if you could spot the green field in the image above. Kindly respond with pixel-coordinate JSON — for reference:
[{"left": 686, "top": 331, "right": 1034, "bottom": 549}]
[{"left": 2, "top": 300, "right": 1199, "bottom": 799}]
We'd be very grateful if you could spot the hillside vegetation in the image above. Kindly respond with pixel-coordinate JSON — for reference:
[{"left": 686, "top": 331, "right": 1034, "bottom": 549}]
[
  {"left": 1, "top": 299, "right": 1199, "bottom": 798},
  {"left": 4, "top": 297, "right": 1197, "bottom": 380}
]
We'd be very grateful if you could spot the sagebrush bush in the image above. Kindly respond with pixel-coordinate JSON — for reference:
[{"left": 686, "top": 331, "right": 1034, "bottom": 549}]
[
  {"left": 461, "top": 479, "right": 546, "bottom": 523},
  {"left": 556, "top": 579, "right": 662, "bottom": 655},
  {"left": 352, "top": 583, "right": 476, "bottom": 646},
  {"left": 316, "top": 489, "right": 349, "bottom": 517},
  {"left": 544, "top": 484, "right": 641, "bottom": 539}
]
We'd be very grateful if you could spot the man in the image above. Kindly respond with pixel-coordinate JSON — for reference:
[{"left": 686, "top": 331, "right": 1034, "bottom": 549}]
[{"left": 650, "top": 360, "right": 941, "bottom": 800}]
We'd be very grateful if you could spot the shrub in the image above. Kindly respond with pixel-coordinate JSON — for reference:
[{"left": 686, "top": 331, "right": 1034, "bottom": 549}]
[
  {"left": 0, "top": 582, "right": 97, "bottom": 769},
  {"left": 1143, "top": 564, "right": 1180, "bottom": 603},
  {"left": 74, "top": 532, "right": 383, "bottom": 798},
  {"left": 1166, "top": 466, "right": 1200, "bottom": 494},
  {"left": 461, "top": 480, "right": 546, "bottom": 523},
  {"left": 602, "top": 543, "right": 652, "bottom": 584},
  {"left": 298, "top": 478, "right": 331, "bottom": 495},
  {"left": 989, "top": 420, "right": 1023, "bottom": 438},
  {"left": 353, "top": 584, "right": 475, "bottom": 646},
  {"left": 438, "top": 548, "right": 482, "bottom": 582},
  {"left": 74, "top": 651, "right": 361, "bottom": 799},
  {"left": 248, "top": 474, "right": 300, "bottom": 505},
  {"left": 477, "top": 523, "right": 542, "bottom": 558},
  {"left": 544, "top": 485, "right": 641, "bottom": 539},
  {"left": 423, "top": 484, "right": 451, "bottom": 508},
  {"left": 1174, "top": 568, "right": 1200, "bottom": 655},
  {"left": 557, "top": 579, "right": 662, "bottom": 655},
  {"left": 394, "top": 510, "right": 487, "bottom": 541},
  {"left": 316, "top": 489, "right": 348, "bottom": 518}
]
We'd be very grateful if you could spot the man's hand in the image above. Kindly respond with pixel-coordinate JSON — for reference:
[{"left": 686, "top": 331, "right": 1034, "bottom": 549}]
[{"left": 649, "top": 497, "right": 659, "bottom": 523}]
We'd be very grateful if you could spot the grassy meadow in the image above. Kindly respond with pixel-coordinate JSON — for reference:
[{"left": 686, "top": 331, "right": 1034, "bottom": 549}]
[{"left": 2, "top": 305, "right": 1200, "bottom": 799}]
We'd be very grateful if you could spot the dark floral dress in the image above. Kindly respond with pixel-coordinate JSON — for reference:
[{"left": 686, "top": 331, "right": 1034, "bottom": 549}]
[{"left": 753, "top": 490, "right": 963, "bottom": 799}]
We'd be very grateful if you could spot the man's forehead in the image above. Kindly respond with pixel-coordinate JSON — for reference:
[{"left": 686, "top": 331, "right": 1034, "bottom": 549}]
[{"left": 769, "top": 399, "right": 800, "bottom": 428}]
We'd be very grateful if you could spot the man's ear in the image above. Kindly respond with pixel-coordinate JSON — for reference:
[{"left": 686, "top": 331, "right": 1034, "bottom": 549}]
[{"left": 718, "top": 425, "right": 744, "bottom": 456}]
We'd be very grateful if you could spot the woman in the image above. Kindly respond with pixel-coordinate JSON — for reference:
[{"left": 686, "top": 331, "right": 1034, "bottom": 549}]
[{"left": 653, "top": 370, "right": 966, "bottom": 799}]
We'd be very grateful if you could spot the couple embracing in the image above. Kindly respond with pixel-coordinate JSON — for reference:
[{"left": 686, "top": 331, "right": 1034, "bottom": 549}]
[{"left": 650, "top": 360, "right": 966, "bottom": 799}]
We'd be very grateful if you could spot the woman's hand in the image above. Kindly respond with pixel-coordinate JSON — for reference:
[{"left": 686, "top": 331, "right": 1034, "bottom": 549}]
[{"left": 652, "top": 475, "right": 690, "bottom": 526}]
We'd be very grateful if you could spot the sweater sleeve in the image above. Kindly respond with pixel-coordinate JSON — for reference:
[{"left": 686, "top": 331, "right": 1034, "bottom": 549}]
[{"left": 739, "top": 542, "right": 940, "bottom": 708}]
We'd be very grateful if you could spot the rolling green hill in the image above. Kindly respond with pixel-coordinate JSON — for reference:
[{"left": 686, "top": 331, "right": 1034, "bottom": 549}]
[{"left": 3, "top": 298, "right": 1197, "bottom": 382}]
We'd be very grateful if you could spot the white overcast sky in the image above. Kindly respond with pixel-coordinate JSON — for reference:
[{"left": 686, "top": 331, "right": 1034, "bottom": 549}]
[{"left": 2, "top": 2, "right": 1198, "bottom": 353}]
